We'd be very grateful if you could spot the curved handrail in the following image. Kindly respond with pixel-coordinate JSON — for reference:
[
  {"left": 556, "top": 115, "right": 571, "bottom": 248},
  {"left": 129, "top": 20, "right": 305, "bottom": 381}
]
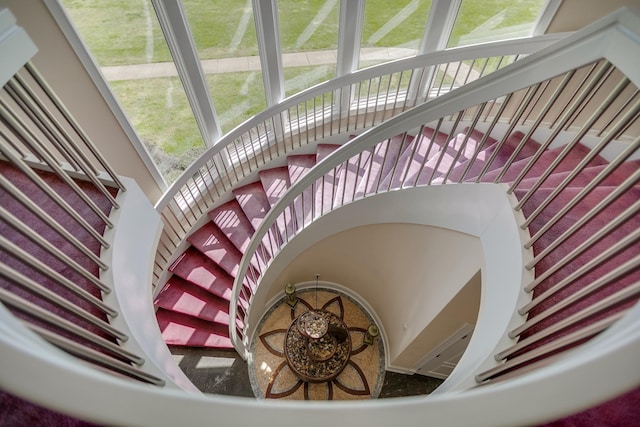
[
  {"left": 229, "top": 6, "right": 640, "bottom": 387},
  {"left": 151, "top": 34, "right": 565, "bottom": 285},
  {"left": 1, "top": 8, "right": 639, "bottom": 427}
]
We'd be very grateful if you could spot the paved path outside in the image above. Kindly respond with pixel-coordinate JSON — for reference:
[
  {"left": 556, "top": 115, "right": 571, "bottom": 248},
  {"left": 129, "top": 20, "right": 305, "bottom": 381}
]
[{"left": 101, "top": 47, "right": 417, "bottom": 81}]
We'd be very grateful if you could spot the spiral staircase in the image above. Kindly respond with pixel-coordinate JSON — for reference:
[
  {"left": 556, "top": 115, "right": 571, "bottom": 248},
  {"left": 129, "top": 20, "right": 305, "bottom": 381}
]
[{"left": 1, "top": 5, "right": 639, "bottom": 427}]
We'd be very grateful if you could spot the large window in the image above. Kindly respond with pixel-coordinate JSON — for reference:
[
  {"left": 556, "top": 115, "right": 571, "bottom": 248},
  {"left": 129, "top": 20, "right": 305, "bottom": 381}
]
[
  {"left": 448, "top": 0, "right": 547, "bottom": 48},
  {"left": 278, "top": 0, "right": 339, "bottom": 97},
  {"left": 61, "top": 0, "right": 205, "bottom": 183},
  {"left": 60, "top": 0, "right": 549, "bottom": 185},
  {"left": 361, "top": 0, "right": 433, "bottom": 68},
  {"left": 182, "top": 0, "right": 267, "bottom": 133}
]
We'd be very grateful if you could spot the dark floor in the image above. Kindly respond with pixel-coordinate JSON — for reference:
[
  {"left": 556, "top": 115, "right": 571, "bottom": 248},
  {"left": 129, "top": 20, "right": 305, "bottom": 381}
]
[{"left": 170, "top": 347, "right": 443, "bottom": 398}]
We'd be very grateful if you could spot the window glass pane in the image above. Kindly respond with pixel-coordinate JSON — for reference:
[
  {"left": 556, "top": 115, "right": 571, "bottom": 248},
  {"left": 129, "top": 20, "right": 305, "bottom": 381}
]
[
  {"left": 206, "top": 72, "right": 267, "bottom": 132},
  {"left": 448, "top": 0, "right": 546, "bottom": 48},
  {"left": 361, "top": 0, "right": 433, "bottom": 68},
  {"left": 182, "top": 0, "right": 267, "bottom": 133},
  {"left": 278, "top": 0, "right": 339, "bottom": 97},
  {"left": 60, "top": 0, "right": 204, "bottom": 183}
]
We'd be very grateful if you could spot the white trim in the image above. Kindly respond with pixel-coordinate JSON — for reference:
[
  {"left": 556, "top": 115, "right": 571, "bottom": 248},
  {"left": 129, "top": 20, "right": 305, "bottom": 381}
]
[
  {"left": 253, "top": 0, "right": 284, "bottom": 107},
  {"left": 42, "top": 0, "right": 166, "bottom": 191},
  {"left": 419, "top": 0, "right": 461, "bottom": 53},
  {"left": 533, "top": 0, "right": 563, "bottom": 36},
  {"left": 101, "top": 177, "right": 199, "bottom": 392},
  {"left": 151, "top": 0, "right": 221, "bottom": 146},
  {"left": 336, "top": 0, "right": 364, "bottom": 76},
  {"left": 0, "top": 8, "right": 38, "bottom": 87}
]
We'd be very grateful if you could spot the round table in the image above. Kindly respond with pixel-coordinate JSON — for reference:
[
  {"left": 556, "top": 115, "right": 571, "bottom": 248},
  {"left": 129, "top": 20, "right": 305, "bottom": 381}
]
[{"left": 284, "top": 310, "right": 351, "bottom": 383}]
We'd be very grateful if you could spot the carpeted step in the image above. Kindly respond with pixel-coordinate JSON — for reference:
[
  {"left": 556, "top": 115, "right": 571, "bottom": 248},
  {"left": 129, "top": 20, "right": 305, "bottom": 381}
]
[
  {"left": 482, "top": 143, "right": 607, "bottom": 185},
  {"left": 0, "top": 162, "right": 119, "bottom": 349},
  {"left": 233, "top": 181, "right": 282, "bottom": 255},
  {"left": 233, "top": 182, "right": 272, "bottom": 231},
  {"left": 406, "top": 129, "right": 480, "bottom": 187},
  {"left": 287, "top": 154, "right": 317, "bottom": 228},
  {"left": 260, "top": 166, "right": 292, "bottom": 207},
  {"left": 449, "top": 131, "right": 539, "bottom": 183},
  {"left": 516, "top": 159, "right": 640, "bottom": 191},
  {"left": 155, "top": 308, "right": 232, "bottom": 348},
  {"left": 208, "top": 199, "right": 256, "bottom": 254},
  {"left": 334, "top": 145, "right": 374, "bottom": 205},
  {"left": 354, "top": 133, "right": 418, "bottom": 197},
  {"left": 378, "top": 133, "right": 422, "bottom": 190},
  {"left": 169, "top": 248, "right": 235, "bottom": 301},
  {"left": 259, "top": 166, "right": 296, "bottom": 239},
  {"left": 154, "top": 275, "right": 230, "bottom": 324},
  {"left": 187, "top": 222, "right": 243, "bottom": 278},
  {"left": 514, "top": 185, "right": 640, "bottom": 340},
  {"left": 315, "top": 144, "right": 343, "bottom": 214}
]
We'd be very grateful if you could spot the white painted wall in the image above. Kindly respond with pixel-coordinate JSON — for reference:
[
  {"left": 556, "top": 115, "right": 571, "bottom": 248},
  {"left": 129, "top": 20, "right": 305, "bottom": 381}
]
[{"left": 263, "top": 223, "right": 483, "bottom": 371}]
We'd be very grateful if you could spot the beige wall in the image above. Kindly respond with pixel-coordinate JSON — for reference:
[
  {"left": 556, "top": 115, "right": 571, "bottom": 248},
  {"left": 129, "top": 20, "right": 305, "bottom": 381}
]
[
  {"left": 267, "top": 223, "right": 484, "bottom": 370},
  {"left": 392, "top": 270, "right": 480, "bottom": 369},
  {"left": 2, "top": 0, "right": 164, "bottom": 203},
  {"left": 546, "top": 0, "right": 639, "bottom": 33}
]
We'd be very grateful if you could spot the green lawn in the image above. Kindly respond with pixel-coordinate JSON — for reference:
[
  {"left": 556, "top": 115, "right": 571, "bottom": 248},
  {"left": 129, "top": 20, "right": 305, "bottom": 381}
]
[{"left": 61, "top": 0, "right": 546, "bottom": 183}]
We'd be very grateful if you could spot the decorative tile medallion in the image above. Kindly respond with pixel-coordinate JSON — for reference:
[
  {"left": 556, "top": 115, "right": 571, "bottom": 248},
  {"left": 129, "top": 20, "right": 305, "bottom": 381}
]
[{"left": 249, "top": 288, "right": 385, "bottom": 400}]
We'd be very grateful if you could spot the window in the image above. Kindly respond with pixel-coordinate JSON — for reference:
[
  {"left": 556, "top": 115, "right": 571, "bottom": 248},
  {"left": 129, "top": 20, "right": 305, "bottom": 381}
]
[
  {"left": 182, "top": 0, "right": 267, "bottom": 133},
  {"left": 61, "top": 0, "right": 204, "bottom": 183},
  {"left": 278, "top": 0, "right": 339, "bottom": 97},
  {"left": 448, "top": 0, "right": 547, "bottom": 48},
  {"left": 361, "top": 0, "right": 433, "bottom": 68}
]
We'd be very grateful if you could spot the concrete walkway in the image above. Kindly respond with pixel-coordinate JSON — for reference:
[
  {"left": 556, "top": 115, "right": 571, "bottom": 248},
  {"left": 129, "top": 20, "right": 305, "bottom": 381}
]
[{"left": 101, "top": 47, "right": 417, "bottom": 81}]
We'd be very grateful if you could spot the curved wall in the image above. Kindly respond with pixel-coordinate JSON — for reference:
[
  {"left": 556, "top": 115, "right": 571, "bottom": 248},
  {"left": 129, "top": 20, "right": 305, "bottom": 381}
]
[
  {"left": 245, "top": 184, "right": 529, "bottom": 378},
  {"left": 266, "top": 223, "right": 483, "bottom": 371}
]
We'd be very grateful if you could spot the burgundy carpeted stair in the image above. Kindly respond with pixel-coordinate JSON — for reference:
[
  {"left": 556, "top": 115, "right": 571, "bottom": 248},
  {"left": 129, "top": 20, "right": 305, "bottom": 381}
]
[
  {"left": 153, "top": 125, "right": 640, "bottom": 379},
  {"left": 0, "top": 162, "right": 122, "bottom": 425}
]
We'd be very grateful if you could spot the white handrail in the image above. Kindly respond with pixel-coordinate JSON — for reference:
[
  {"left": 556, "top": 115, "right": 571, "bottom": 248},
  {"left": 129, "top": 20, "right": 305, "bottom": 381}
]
[
  {"left": 2, "top": 7, "right": 639, "bottom": 427},
  {"left": 151, "top": 34, "right": 565, "bottom": 285},
  {"left": 229, "top": 7, "right": 640, "bottom": 358}
]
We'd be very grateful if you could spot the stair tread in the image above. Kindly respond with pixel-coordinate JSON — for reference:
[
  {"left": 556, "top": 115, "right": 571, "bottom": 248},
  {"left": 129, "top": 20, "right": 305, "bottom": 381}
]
[
  {"left": 456, "top": 130, "right": 541, "bottom": 182},
  {"left": 169, "top": 248, "right": 234, "bottom": 300},
  {"left": 412, "top": 128, "right": 484, "bottom": 186},
  {"left": 515, "top": 184, "right": 640, "bottom": 320},
  {"left": 187, "top": 222, "right": 243, "bottom": 278},
  {"left": 516, "top": 159, "right": 640, "bottom": 190},
  {"left": 259, "top": 166, "right": 291, "bottom": 207},
  {"left": 315, "top": 145, "right": 345, "bottom": 213},
  {"left": 287, "top": 154, "right": 317, "bottom": 183},
  {"left": 209, "top": 199, "right": 256, "bottom": 254},
  {"left": 156, "top": 308, "right": 232, "bottom": 348},
  {"left": 355, "top": 134, "right": 413, "bottom": 197},
  {"left": 482, "top": 143, "right": 607, "bottom": 184},
  {"left": 259, "top": 166, "right": 296, "bottom": 239},
  {"left": 316, "top": 144, "right": 341, "bottom": 162},
  {"left": 155, "top": 276, "right": 230, "bottom": 324},
  {"left": 334, "top": 145, "right": 374, "bottom": 205},
  {"left": 287, "top": 154, "right": 316, "bottom": 227},
  {"left": 233, "top": 181, "right": 272, "bottom": 231}
]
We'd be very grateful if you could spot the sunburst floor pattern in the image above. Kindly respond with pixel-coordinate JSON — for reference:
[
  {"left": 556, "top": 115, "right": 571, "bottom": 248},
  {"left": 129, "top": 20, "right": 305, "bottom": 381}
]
[{"left": 248, "top": 288, "right": 385, "bottom": 400}]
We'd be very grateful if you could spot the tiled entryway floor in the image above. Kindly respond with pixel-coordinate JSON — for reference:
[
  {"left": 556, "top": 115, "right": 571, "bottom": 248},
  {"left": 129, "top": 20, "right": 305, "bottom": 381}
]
[{"left": 170, "top": 289, "right": 443, "bottom": 398}]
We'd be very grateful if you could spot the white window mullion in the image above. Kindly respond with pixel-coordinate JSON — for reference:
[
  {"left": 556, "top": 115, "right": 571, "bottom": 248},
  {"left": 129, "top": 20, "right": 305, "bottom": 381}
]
[
  {"left": 253, "top": 0, "right": 284, "bottom": 107},
  {"left": 336, "top": 0, "right": 364, "bottom": 77},
  {"left": 152, "top": 0, "right": 221, "bottom": 146},
  {"left": 419, "top": 0, "right": 461, "bottom": 54},
  {"left": 532, "top": 0, "right": 563, "bottom": 36},
  {"left": 407, "top": 0, "right": 461, "bottom": 103}
]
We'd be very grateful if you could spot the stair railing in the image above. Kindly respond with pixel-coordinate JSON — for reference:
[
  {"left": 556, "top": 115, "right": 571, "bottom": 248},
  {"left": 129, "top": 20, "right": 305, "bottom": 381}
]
[
  {"left": 0, "top": 8, "right": 638, "bottom": 427},
  {"left": 231, "top": 6, "right": 640, "bottom": 401},
  {"left": 1, "top": 11, "right": 189, "bottom": 393},
  {"left": 152, "top": 34, "right": 565, "bottom": 289}
]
